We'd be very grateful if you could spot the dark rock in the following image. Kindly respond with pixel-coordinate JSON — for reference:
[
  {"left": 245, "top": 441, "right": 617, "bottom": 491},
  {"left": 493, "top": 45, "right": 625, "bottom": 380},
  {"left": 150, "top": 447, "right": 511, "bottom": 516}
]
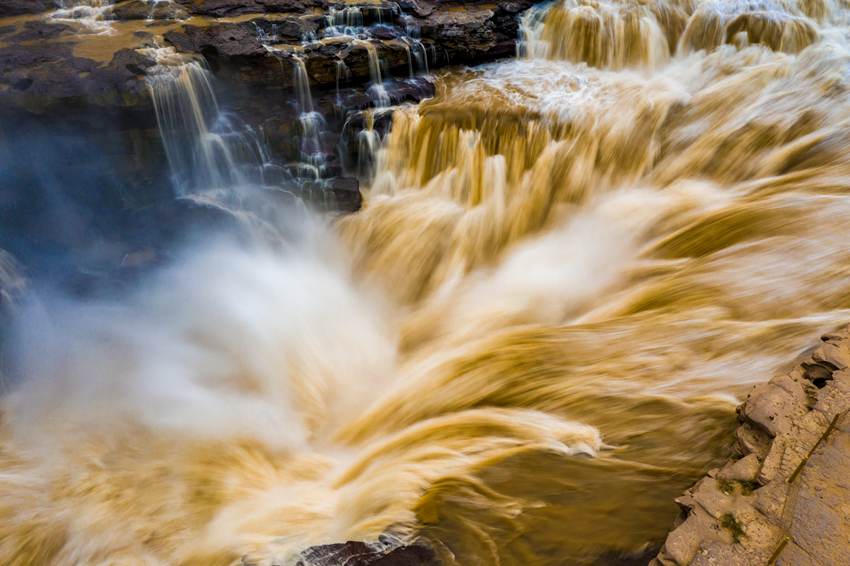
[
  {"left": 105, "top": 47, "right": 157, "bottom": 78},
  {"left": 9, "top": 21, "right": 71, "bottom": 42},
  {"left": 0, "top": 0, "right": 56, "bottom": 17},
  {"left": 419, "top": 1, "right": 535, "bottom": 64},
  {"left": 370, "top": 24, "right": 401, "bottom": 40},
  {"left": 173, "top": 0, "right": 319, "bottom": 17},
  {"left": 0, "top": 41, "right": 156, "bottom": 113},
  {"left": 107, "top": 0, "right": 189, "bottom": 20},
  {"left": 295, "top": 540, "right": 440, "bottom": 566},
  {"left": 397, "top": 0, "right": 437, "bottom": 18},
  {"left": 301, "top": 177, "right": 362, "bottom": 213},
  {"left": 165, "top": 23, "right": 268, "bottom": 59},
  {"left": 0, "top": 43, "right": 98, "bottom": 100}
]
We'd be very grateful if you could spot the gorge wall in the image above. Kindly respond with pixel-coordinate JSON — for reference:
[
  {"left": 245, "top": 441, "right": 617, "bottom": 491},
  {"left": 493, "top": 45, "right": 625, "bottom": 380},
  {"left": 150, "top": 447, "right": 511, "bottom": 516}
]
[{"left": 0, "top": 0, "right": 536, "bottom": 293}]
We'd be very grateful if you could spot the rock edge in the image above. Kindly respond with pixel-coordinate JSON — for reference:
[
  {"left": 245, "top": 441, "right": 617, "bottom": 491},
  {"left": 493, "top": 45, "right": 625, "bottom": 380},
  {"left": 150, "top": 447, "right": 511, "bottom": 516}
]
[{"left": 652, "top": 326, "right": 850, "bottom": 565}]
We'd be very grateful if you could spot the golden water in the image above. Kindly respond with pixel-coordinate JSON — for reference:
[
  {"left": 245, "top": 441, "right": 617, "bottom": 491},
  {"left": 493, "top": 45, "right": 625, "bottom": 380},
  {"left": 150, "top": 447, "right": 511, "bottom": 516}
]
[{"left": 5, "top": 0, "right": 850, "bottom": 564}]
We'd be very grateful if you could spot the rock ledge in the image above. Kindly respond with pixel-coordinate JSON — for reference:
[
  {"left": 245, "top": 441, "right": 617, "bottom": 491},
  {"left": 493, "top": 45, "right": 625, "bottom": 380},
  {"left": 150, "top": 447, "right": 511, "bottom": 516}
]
[{"left": 652, "top": 326, "right": 850, "bottom": 565}]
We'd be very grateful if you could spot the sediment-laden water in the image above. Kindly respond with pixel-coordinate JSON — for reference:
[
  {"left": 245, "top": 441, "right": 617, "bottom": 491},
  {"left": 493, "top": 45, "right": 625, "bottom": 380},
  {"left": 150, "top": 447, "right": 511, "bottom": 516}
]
[{"left": 3, "top": 0, "right": 850, "bottom": 564}]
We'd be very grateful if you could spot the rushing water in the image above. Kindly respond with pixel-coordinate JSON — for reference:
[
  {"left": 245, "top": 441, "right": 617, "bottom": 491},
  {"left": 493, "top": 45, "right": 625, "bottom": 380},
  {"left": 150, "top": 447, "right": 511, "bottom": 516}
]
[{"left": 4, "top": 0, "right": 850, "bottom": 564}]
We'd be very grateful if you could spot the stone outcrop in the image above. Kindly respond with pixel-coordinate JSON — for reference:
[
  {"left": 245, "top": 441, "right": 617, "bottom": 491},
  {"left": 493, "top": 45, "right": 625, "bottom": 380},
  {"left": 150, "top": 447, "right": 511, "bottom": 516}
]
[
  {"left": 107, "top": 0, "right": 189, "bottom": 20},
  {"left": 161, "top": 1, "right": 535, "bottom": 89},
  {"left": 0, "top": 0, "right": 535, "bottom": 113},
  {"left": 0, "top": 0, "right": 56, "bottom": 17},
  {"left": 652, "top": 327, "right": 850, "bottom": 565},
  {"left": 0, "top": 0, "right": 539, "bottom": 289},
  {"left": 295, "top": 539, "right": 440, "bottom": 566},
  {"left": 0, "top": 0, "right": 535, "bottom": 210}
]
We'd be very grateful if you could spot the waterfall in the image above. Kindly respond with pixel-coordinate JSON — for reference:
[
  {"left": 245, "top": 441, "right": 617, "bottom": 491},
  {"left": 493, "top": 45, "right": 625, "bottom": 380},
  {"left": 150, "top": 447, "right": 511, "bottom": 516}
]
[
  {"left": 292, "top": 55, "right": 328, "bottom": 180},
  {"left": 517, "top": 0, "right": 674, "bottom": 68},
  {"left": 325, "top": 6, "right": 365, "bottom": 36},
  {"left": 356, "top": 110, "right": 382, "bottom": 180},
  {"left": 335, "top": 59, "right": 351, "bottom": 105},
  {"left": 147, "top": 54, "right": 274, "bottom": 199},
  {"left": 0, "top": 250, "right": 24, "bottom": 312},
  {"left": 355, "top": 39, "right": 390, "bottom": 107},
  {"left": 14, "top": 0, "right": 850, "bottom": 564},
  {"left": 51, "top": 0, "right": 115, "bottom": 33}
]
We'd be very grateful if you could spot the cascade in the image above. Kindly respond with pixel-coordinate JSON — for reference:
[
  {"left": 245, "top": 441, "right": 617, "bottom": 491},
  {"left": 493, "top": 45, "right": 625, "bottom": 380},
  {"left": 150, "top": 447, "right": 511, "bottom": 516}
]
[
  {"left": 326, "top": 6, "right": 365, "bottom": 36},
  {"left": 143, "top": 0, "right": 174, "bottom": 21},
  {"left": 516, "top": 0, "right": 678, "bottom": 68},
  {"left": 335, "top": 59, "right": 352, "bottom": 105},
  {"left": 355, "top": 39, "right": 391, "bottom": 107},
  {"left": 9, "top": 0, "right": 850, "bottom": 564},
  {"left": 51, "top": 0, "right": 115, "bottom": 33},
  {"left": 146, "top": 50, "right": 278, "bottom": 203},
  {"left": 332, "top": 3, "right": 850, "bottom": 559},
  {"left": 292, "top": 55, "right": 329, "bottom": 180}
]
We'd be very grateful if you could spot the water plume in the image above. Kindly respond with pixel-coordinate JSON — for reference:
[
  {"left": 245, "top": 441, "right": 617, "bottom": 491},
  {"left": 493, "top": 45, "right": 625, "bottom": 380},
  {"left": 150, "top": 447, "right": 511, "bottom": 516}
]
[{"left": 0, "top": 223, "right": 607, "bottom": 564}]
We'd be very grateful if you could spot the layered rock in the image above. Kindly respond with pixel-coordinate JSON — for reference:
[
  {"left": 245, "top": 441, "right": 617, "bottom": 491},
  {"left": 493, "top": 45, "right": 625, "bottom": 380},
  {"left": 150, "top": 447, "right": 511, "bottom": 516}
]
[
  {"left": 162, "top": 1, "right": 535, "bottom": 89},
  {"left": 0, "top": 0, "right": 535, "bottom": 113},
  {"left": 0, "top": 0, "right": 538, "bottom": 207},
  {"left": 652, "top": 327, "right": 850, "bottom": 565},
  {"left": 0, "top": 0, "right": 540, "bottom": 291}
]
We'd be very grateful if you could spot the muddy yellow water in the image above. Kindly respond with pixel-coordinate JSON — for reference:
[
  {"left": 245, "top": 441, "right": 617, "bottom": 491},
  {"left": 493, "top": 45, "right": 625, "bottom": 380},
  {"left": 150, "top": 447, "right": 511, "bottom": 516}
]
[{"left": 4, "top": 0, "right": 850, "bottom": 564}]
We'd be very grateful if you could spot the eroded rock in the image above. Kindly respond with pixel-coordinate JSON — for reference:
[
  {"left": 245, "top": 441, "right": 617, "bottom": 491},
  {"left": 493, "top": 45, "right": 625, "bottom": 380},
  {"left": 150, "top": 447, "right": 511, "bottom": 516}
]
[{"left": 653, "top": 326, "right": 850, "bottom": 566}]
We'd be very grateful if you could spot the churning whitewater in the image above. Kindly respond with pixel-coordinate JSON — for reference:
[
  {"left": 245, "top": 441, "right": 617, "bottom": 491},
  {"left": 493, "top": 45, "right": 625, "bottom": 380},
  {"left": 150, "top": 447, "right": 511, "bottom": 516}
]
[{"left": 4, "top": 0, "right": 850, "bottom": 564}]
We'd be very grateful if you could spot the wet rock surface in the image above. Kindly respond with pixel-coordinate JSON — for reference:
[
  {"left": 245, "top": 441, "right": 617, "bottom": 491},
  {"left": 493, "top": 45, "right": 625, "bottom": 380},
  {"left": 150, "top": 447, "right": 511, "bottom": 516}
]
[
  {"left": 0, "top": 1, "right": 535, "bottom": 110},
  {"left": 3, "top": 0, "right": 512, "bottom": 292},
  {"left": 652, "top": 327, "right": 850, "bottom": 566},
  {"left": 0, "top": 0, "right": 56, "bottom": 17},
  {"left": 0, "top": 0, "right": 532, "bottom": 224},
  {"left": 107, "top": 0, "right": 189, "bottom": 20},
  {"left": 295, "top": 540, "right": 440, "bottom": 566},
  {"left": 161, "top": 1, "right": 535, "bottom": 88}
]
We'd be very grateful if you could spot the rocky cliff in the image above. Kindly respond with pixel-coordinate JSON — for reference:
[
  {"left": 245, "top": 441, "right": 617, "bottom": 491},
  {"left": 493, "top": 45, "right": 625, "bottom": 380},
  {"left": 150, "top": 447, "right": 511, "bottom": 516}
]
[
  {"left": 0, "top": 0, "right": 539, "bottom": 289},
  {"left": 653, "top": 327, "right": 850, "bottom": 565},
  {"left": 0, "top": 0, "right": 535, "bottom": 114}
]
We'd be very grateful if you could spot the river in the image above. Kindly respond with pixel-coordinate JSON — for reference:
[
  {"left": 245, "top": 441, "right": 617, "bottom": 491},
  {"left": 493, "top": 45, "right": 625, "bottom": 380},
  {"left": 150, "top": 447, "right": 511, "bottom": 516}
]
[{"left": 2, "top": 0, "right": 850, "bottom": 564}]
